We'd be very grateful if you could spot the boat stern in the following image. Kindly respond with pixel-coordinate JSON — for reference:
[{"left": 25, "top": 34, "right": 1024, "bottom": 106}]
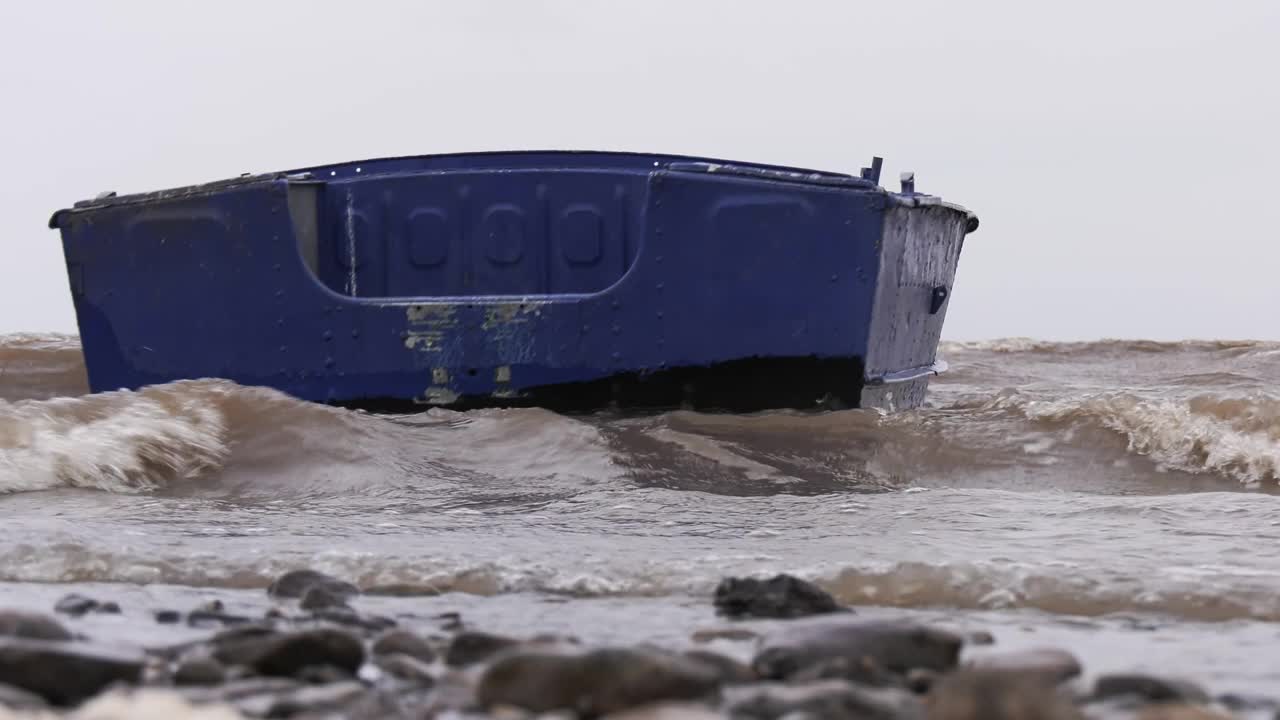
[{"left": 859, "top": 174, "right": 978, "bottom": 411}]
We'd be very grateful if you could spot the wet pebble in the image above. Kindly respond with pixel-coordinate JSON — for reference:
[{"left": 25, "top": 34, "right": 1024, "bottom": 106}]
[
  {"left": 1135, "top": 705, "right": 1234, "bottom": 720},
  {"left": 0, "top": 610, "right": 73, "bottom": 642},
  {"left": 477, "top": 646, "right": 721, "bottom": 716},
  {"left": 0, "top": 682, "right": 48, "bottom": 711},
  {"left": 187, "top": 609, "right": 255, "bottom": 628},
  {"left": 54, "top": 593, "right": 100, "bottom": 617},
  {"left": 964, "top": 647, "right": 1082, "bottom": 684},
  {"left": 173, "top": 657, "right": 227, "bottom": 686},
  {"left": 607, "top": 701, "right": 726, "bottom": 719},
  {"left": 301, "top": 584, "right": 353, "bottom": 612},
  {"left": 446, "top": 630, "right": 520, "bottom": 667},
  {"left": 268, "top": 569, "right": 359, "bottom": 601},
  {"left": 690, "top": 627, "right": 760, "bottom": 644},
  {"left": 713, "top": 574, "right": 846, "bottom": 620},
  {"left": 0, "top": 637, "right": 145, "bottom": 706},
  {"left": 311, "top": 606, "right": 397, "bottom": 632},
  {"left": 924, "top": 668, "right": 1083, "bottom": 720},
  {"left": 752, "top": 617, "right": 965, "bottom": 681},
  {"left": 967, "top": 631, "right": 995, "bottom": 646},
  {"left": 155, "top": 609, "right": 182, "bottom": 624},
  {"left": 374, "top": 652, "right": 437, "bottom": 687},
  {"left": 1093, "top": 674, "right": 1209, "bottom": 704},
  {"left": 372, "top": 629, "right": 437, "bottom": 664},
  {"left": 724, "top": 679, "right": 915, "bottom": 720},
  {"left": 683, "top": 649, "right": 756, "bottom": 684},
  {"left": 212, "top": 626, "right": 365, "bottom": 679}
]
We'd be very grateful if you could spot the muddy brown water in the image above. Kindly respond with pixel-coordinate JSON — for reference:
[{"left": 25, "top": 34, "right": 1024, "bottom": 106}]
[{"left": 1, "top": 333, "right": 1278, "bottom": 701}]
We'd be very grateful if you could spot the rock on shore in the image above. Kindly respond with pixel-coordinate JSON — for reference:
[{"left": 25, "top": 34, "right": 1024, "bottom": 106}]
[{"left": 0, "top": 570, "right": 1266, "bottom": 720}]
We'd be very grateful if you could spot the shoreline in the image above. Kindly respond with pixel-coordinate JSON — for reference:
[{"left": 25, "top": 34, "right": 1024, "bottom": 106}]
[{"left": 1, "top": 572, "right": 1276, "bottom": 720}]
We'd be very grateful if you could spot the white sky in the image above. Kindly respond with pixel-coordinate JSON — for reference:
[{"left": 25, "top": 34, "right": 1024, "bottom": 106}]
[{"left": 1, "top": 0, "right": 1276, "bottom": 341}]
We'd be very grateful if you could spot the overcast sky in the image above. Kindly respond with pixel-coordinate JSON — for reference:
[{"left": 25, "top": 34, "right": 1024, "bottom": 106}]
[{"left": 1, "top": 0, "right": 1275, "bottom": 341}]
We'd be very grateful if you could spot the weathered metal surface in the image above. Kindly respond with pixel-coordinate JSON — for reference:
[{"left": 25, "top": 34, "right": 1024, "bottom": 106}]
[{"left": 47, "top": 150, "right": 978, "bottom": 413}]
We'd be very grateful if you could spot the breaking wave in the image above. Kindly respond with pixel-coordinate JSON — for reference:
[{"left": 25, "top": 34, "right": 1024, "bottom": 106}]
[
  {"left": 0, "top": 379, "right": 383, "bottom": 494},
  {"left": 973, "top": 390, "right": 1280, "bottom": 485}
]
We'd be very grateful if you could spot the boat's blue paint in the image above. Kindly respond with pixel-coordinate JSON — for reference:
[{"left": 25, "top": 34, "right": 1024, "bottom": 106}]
[{"left": 48, "top": 150, "right": 977, "bottom": 412}]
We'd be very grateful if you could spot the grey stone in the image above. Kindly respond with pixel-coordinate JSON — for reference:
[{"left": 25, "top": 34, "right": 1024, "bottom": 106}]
[
  {"left": 0, "top": 637, "right": 145, "bottom": 706},
  {"left": 714, "top": 574, "right": 847, "bottom": 620},
  {"left": 267, "top": 569, "right": 359, "bottom": 600},
  {"left": 964, "top": 647, "right": 1082, "bottom": 684},
  {"left": 0, "top": 610, "right": 73, "bottom": 642},
  {"left": 724, "top": 679, "right": 915, "bottom": 720},
  {"left": 0, "top": 682, "right": 49, "bottom": 711},
  {"left": 173, "top": 657, "right": 227, "bottom": 686},
  {"left": 752, "top": 618, "right": 964, "bottom": 681},
  {"left": 372, "top": 629, "right": 437, "bottom": 664},
  {"left": 477, "top": 646, "right": 721, "bottom": 716},
  {"left": 446, "top": 630, "right": 519, "bottom": 667},
  {"left": 1092, "top": 674, "right": 1209, "bottom": 704},
  {"left": 212, "top": 627, "right": 365, "bottom": 678}
]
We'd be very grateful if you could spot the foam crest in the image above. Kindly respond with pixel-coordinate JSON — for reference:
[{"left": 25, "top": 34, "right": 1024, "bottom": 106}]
[
  {"left": 0, "top": 382, "right": 237, "bottom": 493},
  {"left": 985, "top": 390, "right": 1280, "bottom": 485}
]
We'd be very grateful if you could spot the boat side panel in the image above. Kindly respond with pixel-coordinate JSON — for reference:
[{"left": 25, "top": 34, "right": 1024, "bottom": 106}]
[
  {"left": 312, "top": 170, "right": 648, "bottom": 300},
  {"left": 600, "top": 170, "right": 883, "bottom": 372},
  {"left": 55, "top": 171, "right": 889, "bottom": 410}
]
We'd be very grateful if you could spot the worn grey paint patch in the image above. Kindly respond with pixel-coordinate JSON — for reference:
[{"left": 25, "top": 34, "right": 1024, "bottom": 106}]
[{"left": 863, "top": 200, "right": 971, "bottom": 380}]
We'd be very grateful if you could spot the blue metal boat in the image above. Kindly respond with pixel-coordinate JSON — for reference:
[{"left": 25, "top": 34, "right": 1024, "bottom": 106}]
[{"left": 48, "top": 150, "right": 978, "bottom": 413}]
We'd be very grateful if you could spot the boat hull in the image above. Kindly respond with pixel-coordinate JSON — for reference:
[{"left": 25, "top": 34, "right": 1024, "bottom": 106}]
[{"left": 48, "top": 151, "right": 976, "bottom": 413}]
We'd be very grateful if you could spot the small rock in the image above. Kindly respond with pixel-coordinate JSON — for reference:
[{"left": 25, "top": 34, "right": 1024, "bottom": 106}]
[
  {"left": 173, "top": 657, "right": 226, "bottom": 686},
  {"left": 1216, "top": 693, "right": 1280, "bottom": 712},
  {"left": 0, "top": 682, "right": 49, "bottom": 711},
  {"left": 752, "top": 618, "right": 964, "bottom": 681},
  {"left": 907, "top": 668, "right": 938, "bottom": 694},
  {"left": 1093, "top": 675, "right": 1209, "bottom": 704},
  {"left": 187, "top": 610, "right": 254, "bottom": 628},
  {"left": 198, "top": 599, "right": 226, "bottom": 613},
  {"left": 787, "top": 655, "right": 905, "bottom": 689},
  {"left": 1135, "top": 705, "right": 1234, "bottom": 720},
  {"left": 238, "top": 680, "right": 367, "bottom": 718},
  {"left": 435, "top": 611, "right": 464, "bottom": 632},
  {"left": 311, "top": 607, "right": 396, "bottom": 632},
  {"left": 713, "top": 574, "right": 845, "bottom": 620},
  {"left": 0, "top": 637, "right": 145, "bottom": 706},
  {"left": 0, "top": 610, "right": 73, "bottom": 642},
  {"left": 690, "top": 627, "right": 760, "bottom": 644},
  {"left": 372, "top": 629, "right": 437, "bottom": 664},
  {"left": 477, "top": 646, "right": 721, "bottom": 716},
  {"left": 54, "top": 594, "right": 100, "bottom": 617},
  {"left": 155, "top": 610, "right": 182, "bottom": 624},
  {"left": 96, "top": 601, "right": 122, "bottom": 615},
  {"left": 606, "top": 701, "right": 725, "bottom": 719},
  {"left": 178, "top": 677, "right": 302, "bottom": 704},
  {"left": 968, "top": 631, "right": 995, "bottom": 646},
  {"left": 965, "top": 647, "right": 1082, "bottom": 684},
  {"left": 213, "top": 627, "right": 365, "bottom": 679},
  {"left": 374, "top": 653, "right": 436, "bottom": 687},
  {"left": 267, "top": 569, "right": 359, "bottom": 600},
  {"left": 724, "top": 679, "right": 915, "bottom": 720},
  {"left": 301, "top": 585, "right": 352, "bottom": 612},
  {"left": 296, "top": 664, "right": 354, "bottom": 684},
  {"left": 925, "top": 669, "right": 1083, "bottom": 720},
  {"left": 683, "top": 650, "right": 755, "bottom": 684},
  {"left": 337, "top": 688, "right": 416, "bottom": 719},
  {"left": 446, "top": 630, "right": 520, "bottom": 667}
]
